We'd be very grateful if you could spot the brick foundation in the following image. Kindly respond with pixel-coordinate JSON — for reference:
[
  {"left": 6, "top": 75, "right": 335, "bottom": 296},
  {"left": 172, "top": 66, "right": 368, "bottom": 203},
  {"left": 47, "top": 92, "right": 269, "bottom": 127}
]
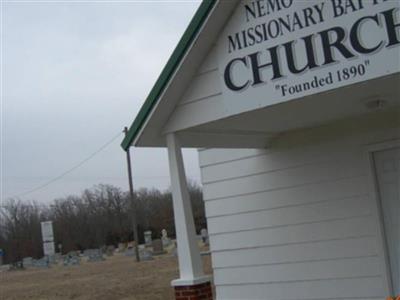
[{"left": 174, "top": 281, "right": 213, "bottom": 300}]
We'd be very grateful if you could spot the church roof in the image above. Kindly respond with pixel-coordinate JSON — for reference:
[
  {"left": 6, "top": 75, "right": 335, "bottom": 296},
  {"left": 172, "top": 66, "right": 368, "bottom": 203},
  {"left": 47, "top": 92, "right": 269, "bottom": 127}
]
[{"left": 121, "top": 0, "right": 217, "bottom": 150}]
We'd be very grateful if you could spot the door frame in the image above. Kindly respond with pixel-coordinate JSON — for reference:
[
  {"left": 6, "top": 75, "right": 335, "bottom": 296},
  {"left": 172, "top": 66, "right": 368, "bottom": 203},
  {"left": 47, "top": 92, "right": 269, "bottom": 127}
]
[{"left": 366, "top": 139, "right": 400, "bottom": 297}]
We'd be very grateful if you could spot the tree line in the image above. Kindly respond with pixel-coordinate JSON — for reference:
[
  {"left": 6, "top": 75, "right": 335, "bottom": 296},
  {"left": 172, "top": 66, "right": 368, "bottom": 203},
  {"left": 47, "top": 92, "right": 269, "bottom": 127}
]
[{"left": 0, "top": 183, "right": 206, "bottom": 264}]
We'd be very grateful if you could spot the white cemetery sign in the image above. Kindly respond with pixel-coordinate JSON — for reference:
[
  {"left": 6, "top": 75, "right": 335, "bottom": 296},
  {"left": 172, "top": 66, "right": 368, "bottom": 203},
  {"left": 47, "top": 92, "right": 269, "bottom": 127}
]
[{"left": 217, "top": 0, "right": 400, "bottom": 113}]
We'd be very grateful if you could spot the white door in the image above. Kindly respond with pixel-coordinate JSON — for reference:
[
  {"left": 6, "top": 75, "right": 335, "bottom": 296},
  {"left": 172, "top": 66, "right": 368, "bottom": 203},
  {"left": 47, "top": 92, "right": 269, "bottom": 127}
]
[{"left": 374, "top": 147, "right": 400, "bottom": 296}]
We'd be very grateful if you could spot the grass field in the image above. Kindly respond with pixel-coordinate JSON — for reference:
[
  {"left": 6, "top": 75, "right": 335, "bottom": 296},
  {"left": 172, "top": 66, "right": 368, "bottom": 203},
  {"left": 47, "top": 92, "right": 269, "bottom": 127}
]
[{"left": 0, "top": 251, "right": 212, "bottom": 300}]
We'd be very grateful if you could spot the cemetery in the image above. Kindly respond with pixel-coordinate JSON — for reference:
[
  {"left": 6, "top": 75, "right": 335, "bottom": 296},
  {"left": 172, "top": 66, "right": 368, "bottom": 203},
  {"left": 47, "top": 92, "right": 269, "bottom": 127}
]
[
  {"left": 0, "top": 246, "right": 212, "bottom": 300},
  {"left": 0, "top": 229, "right": 211, "bottom": 300},
  {"left": 0, "top": 224, "right": 211, "bottom": 299}
]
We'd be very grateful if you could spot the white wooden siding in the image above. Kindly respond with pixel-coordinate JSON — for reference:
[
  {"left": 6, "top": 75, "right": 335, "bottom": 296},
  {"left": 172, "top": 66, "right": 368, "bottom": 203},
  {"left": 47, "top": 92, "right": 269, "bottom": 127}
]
[
  {"left": 179, "top": 70, "right": 221, "bottom": 106},
  {"left": 208, "top": 216, "right": 374, "bottom": 251},
  {"left": 163, "top": 45, "right": 225, "bottom": 133},
  {"left": 199, "top": 121, "right": 399, "bottom": 300},
  {"left": 211, "top": 236, "right": 378, "bottom": 268},
  {"left": 214, "top": 256, "right": 382, "bottom": 285},
  {"left": 203, "top": 155, "right": 365, "bottom": 201},
  {"left": 207, "top": 196, "right": 371, "bottom": 235},
  {"left": 205, "top": 176, "right": 367, "bottom": 218},
  {"left": 216, "top": 277, "right": 385, "bottom": 300},
  {"left": 197, "top": 45, "right": 218, "bottom": 75}
]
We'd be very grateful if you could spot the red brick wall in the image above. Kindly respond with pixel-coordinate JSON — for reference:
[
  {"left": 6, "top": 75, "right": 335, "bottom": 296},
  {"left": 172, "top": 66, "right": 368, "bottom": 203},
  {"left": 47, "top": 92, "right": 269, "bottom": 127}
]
[{"left": 174, "top": 282, "right": 213, "bottom": 300}]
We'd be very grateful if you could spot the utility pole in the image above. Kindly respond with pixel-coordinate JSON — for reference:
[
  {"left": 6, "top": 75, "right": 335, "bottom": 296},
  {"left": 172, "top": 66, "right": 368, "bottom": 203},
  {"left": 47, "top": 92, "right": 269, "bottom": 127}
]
[{"left": 124, "top": 127, "right": 140, "bottom": 262}]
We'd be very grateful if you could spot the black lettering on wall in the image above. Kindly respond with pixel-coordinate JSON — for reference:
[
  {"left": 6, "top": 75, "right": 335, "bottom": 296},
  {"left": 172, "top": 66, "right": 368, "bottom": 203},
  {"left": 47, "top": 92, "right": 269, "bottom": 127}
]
[
  {"left": 224, "top": 57, "right": 251, "bottom": 91},
  {"left": 350, "top": 15, "right": 383, "bottom": 53},
  {"left": 382, "top": 8, "right": 400, "bottom": 47},
  {"left": 283, "top": 35, "right": 318, "bottom": 74},
  {"left": 249, "top": 46, "right": 282, "bottom": 86},
  {"left": 228, "top": 33, "right": 243, "bottom": 53},
  {"left": 319, "top": 27, "right": 355, "bottom": 65}
]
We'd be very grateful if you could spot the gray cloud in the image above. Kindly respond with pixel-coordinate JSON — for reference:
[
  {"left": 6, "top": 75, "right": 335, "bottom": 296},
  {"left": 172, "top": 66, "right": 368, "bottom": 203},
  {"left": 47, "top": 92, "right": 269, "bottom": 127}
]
[{"left": 2, "top": 1, "right": 202, "bottom": 202}]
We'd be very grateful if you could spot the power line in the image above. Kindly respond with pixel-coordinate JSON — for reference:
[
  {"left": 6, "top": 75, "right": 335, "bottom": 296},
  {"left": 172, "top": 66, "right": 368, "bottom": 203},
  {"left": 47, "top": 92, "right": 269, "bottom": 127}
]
[{"left": 5, "top": 131, "right": 123, "bottom": 199}]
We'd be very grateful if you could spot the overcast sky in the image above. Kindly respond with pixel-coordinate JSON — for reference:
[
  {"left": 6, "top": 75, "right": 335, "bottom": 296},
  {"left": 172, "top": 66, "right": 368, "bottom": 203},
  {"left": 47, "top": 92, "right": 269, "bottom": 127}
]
[{"left": 2, "top": 1, "right": 202, "bottom": 203}]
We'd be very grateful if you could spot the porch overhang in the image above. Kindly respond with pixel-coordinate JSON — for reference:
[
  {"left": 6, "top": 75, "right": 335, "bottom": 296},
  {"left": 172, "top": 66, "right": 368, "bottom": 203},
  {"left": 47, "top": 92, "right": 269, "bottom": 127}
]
[{"left": 130, "top": 73, "right": 400, "bottom": 149}]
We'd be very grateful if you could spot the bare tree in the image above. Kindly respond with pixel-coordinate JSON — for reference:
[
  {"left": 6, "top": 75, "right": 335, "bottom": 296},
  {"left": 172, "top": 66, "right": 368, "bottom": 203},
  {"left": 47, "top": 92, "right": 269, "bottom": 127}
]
[{"left": 0, "top": 182, "right": 206, "bottom": 264}]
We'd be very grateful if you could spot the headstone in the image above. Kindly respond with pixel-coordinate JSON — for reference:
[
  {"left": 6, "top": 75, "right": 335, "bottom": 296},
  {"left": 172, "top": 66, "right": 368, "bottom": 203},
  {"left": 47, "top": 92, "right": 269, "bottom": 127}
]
[
  {"left": 106, "top": 245, "right": 115, "bottom": 256},
  {"left": 48, "top": 254, "right": 58, "bottom": 264},
  {"left": 0, "top": 264, "right": 9, "bottom": 272},
  {"left": 86, "top": 249, "right": 105, "bottom": 262},
  {"left": 200, "top": 228, "right": 209, "bottom": 245},
  {"left": 152, "top": 239, "right": 166, "bottom": 255},
  {"left": 22, "top": 257, "right": 33, "bottom": 267},
  {"left": 144, "top": 231, "right": 152, "bottom": 246},
  {"left": 41, "top": 221, "right": 54, "bottom": 241},
  {"left": 161, "top": 229, "right": 171, "bottom": 247},
  {"left": 171, "top": 241, "right": 178, "bottom": 257},
  {"left": 9, "top": 261, "right": 24, "bottom": 270},
  {"left": 32, "top": 257, "right": 49, "bottom": 268},
  {"left": 67, "top": 250, "right": 78, "bottom": 257},
  {"left": 41, "top": 221, "right": 55, "bottom": 256},
  {"left": 63, "top": 255, "right": 80, "bottom": 266},
  {"left": 162, "top": 238, "right": 171, "bottom": 247},
  {"left": 124, "top": 248, "right": 135, "bottom": 257},
  {"left": 53, "top": 253, "right": 62, "bottom": 262},
  {"left": 43, "top": 241, "right": 55, "bottom": 256},
  {"left": 143, "top": 230, "right": 152, "bottom": 247},
  {"left": 139, "top": 249, "right": 153, "bottom": 261},
  {"left": 127, "top": 241, "right": 136, "bottom": 248},
  {"left": 118, "top": 243, "right": 126, "bottom": 252}
]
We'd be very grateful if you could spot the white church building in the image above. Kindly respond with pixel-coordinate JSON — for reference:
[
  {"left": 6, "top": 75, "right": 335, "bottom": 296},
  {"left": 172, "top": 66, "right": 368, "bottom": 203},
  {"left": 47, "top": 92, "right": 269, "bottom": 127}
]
[{"left": 121, "top": 1, "right": 400, "bottom": 299}]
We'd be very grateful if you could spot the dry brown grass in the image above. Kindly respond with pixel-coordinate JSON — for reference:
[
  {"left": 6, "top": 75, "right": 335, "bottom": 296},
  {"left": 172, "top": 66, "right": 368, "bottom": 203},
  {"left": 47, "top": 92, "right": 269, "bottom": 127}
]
[{"left": 0, "top": 252, "right": 212, "bottom": 300}]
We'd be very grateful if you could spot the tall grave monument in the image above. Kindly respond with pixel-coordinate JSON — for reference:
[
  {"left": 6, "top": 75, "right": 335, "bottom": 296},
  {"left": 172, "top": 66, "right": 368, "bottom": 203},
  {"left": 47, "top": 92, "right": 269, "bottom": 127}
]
[{"left": 41, "top": 221, "right": 55, "bottom": 257}]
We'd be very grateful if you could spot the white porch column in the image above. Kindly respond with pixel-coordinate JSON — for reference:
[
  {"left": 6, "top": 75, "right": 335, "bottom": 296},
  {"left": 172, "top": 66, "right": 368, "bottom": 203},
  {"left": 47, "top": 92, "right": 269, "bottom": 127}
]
[{"left": 166, "top": 133, "right": 210, "bottom": 286}]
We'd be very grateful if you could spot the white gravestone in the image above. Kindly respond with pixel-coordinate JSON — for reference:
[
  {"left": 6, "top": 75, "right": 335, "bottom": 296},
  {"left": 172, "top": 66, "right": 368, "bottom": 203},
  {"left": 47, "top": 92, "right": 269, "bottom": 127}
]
[
  {"left": 43, "top": 241, "right": 55, "bottom": 256},
  {"left": 63, "top": 255, "right": 80, "bottom": 266},
  {"left": 41, "top": 221, "right": 55, "bottom": 256},
  {"left": 124, "top": 248, "right": 135, "bottom": 257},
  {"left": 41, "top": 221, "right": 54, "bottom": 241},
  {"left": 161, "top": 229, "right": 171, "bottom": 247},
  {"left": 23, "top": 257, "right": 33, "bottom": 267},
  {"left": 144, "top": 231, "right": 152, "bottom": 246},
  {"left": 32, "top": 257, "right": 49, "bottom": 268},
  {"left": 106, "top": 245, "right": 115, "bottom": 256},
  {"left": 200, "top": 228, "right": 209, "bottom": 245},
  {"left": 139, "top": 249, "right": 153, "bottom": 261},
  {"left": 87, "top": 249, "right": 104, "bottom": 262}
]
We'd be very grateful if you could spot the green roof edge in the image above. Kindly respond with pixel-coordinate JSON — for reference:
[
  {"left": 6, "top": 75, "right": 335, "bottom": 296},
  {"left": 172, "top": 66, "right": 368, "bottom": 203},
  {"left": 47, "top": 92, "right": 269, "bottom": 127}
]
[{"left": 121, "top": 0, "right": 217, "bottom": 150}]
